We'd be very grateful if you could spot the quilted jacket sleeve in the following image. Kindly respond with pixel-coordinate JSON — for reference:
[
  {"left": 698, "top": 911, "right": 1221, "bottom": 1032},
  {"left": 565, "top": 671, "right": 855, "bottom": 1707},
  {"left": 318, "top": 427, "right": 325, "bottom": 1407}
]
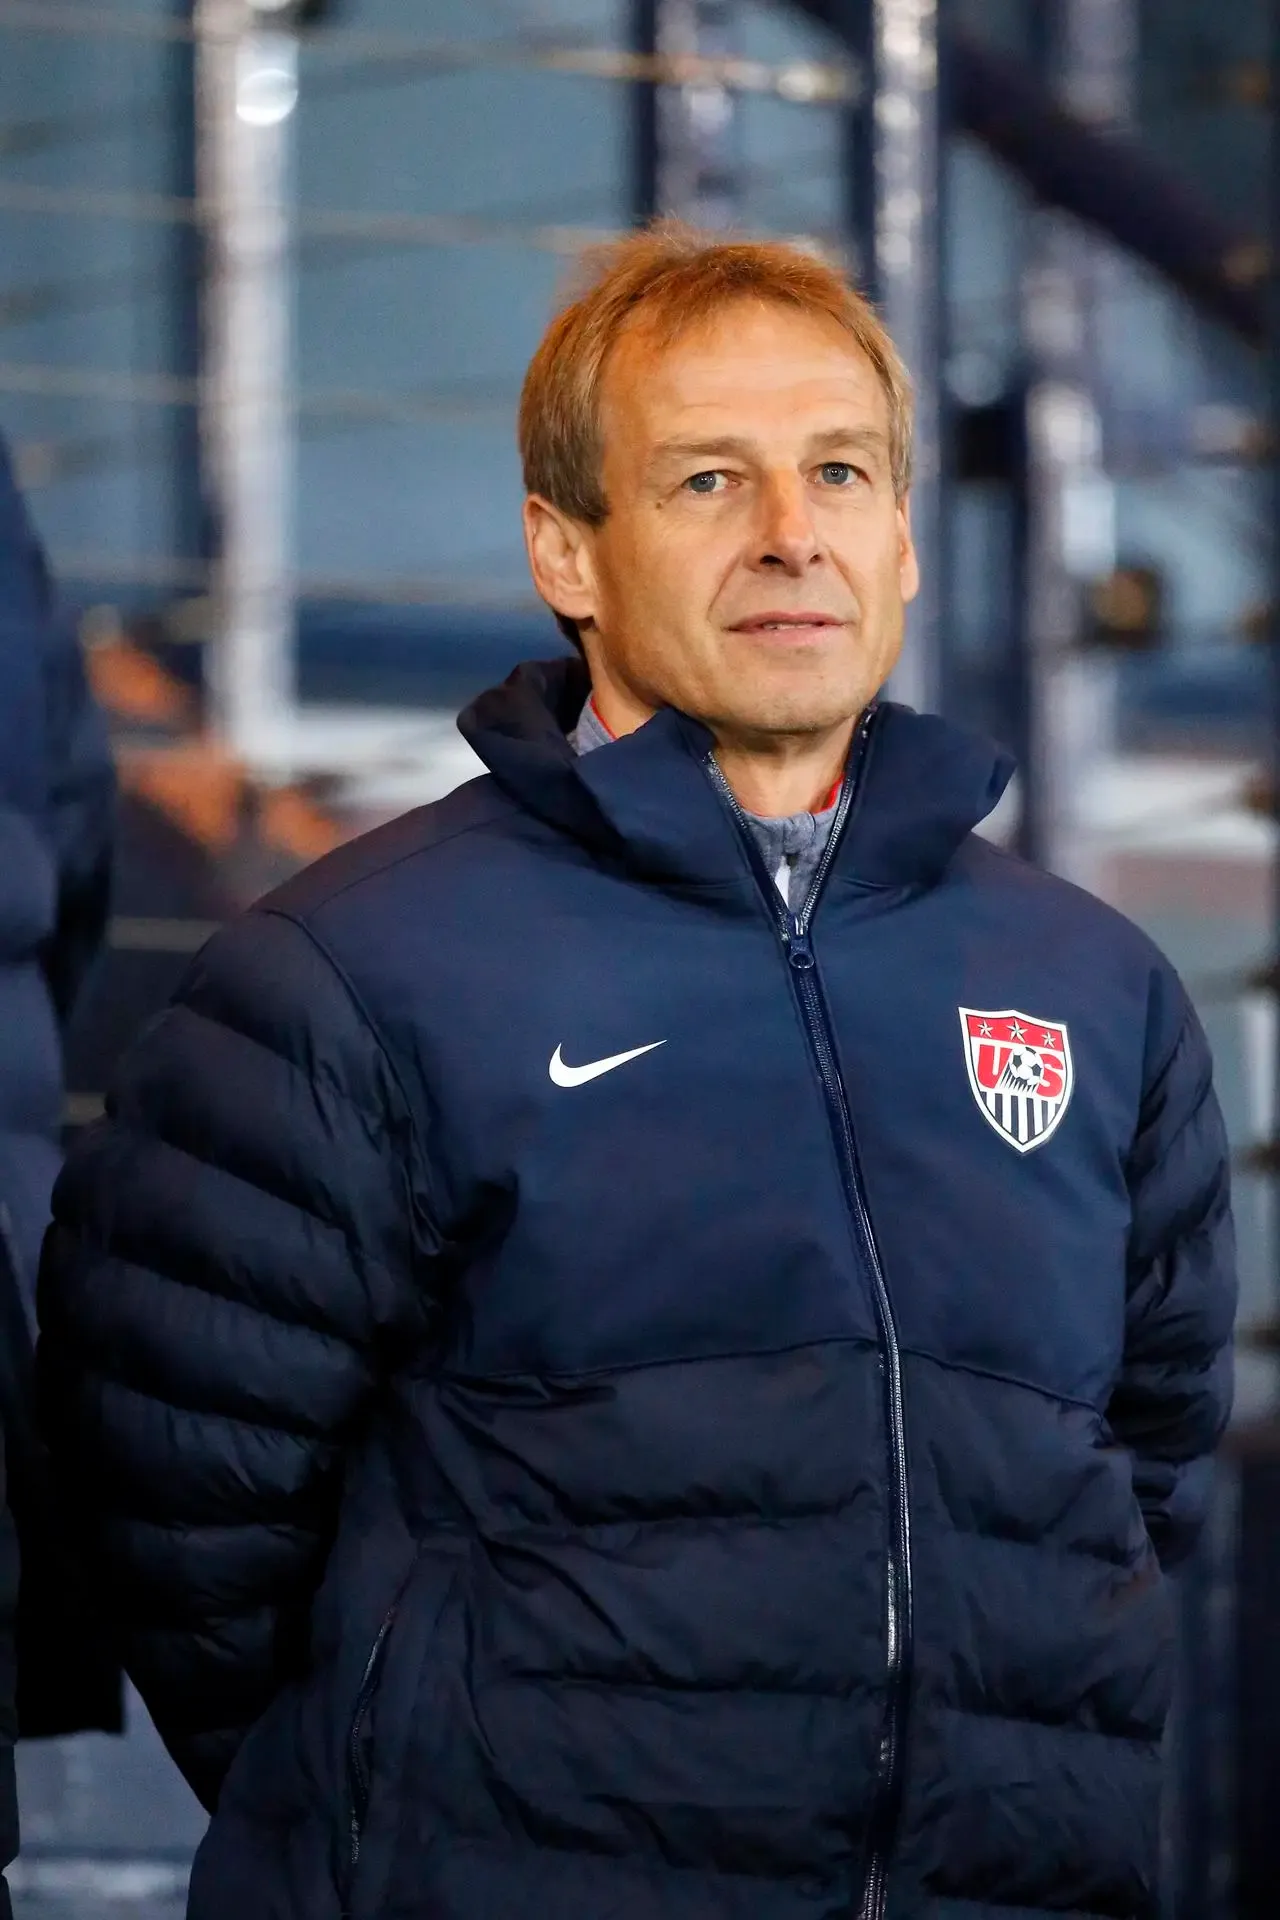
[
  {"left": 1109, "top": 979, "right": 1236, "bottom": 1571},
  {"left": 36, "top": 906, "right": 434, "bottom": 1810}
]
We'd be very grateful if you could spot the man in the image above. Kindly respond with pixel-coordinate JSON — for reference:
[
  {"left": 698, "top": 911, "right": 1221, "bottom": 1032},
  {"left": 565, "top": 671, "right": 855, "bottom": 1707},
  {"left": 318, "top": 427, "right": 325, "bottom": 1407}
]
[
  {"left": 38, "top": 227, "right": 1234, "bottom": 1920},
  {"left": 0, "top": 428, "right": 120, "bottom": 1912}
]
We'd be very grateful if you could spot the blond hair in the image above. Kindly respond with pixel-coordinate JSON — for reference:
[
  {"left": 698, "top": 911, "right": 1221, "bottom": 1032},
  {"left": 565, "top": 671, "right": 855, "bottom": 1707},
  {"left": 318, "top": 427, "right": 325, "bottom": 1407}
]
[{"left": 519, "top": 221, "right": 914, "bottom": 646}]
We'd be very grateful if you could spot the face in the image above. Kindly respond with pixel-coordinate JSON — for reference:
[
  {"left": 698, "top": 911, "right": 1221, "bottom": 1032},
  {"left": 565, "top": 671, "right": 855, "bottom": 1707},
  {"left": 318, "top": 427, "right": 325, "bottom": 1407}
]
[{"left": 524, "top": 298, "right": 918, "bottom": 744}]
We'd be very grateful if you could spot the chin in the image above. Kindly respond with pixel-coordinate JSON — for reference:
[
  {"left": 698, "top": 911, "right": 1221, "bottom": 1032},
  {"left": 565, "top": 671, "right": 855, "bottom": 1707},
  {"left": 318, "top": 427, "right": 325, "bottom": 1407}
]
[{"left": 716, "top": 690, "right": 865, "bottom": 738}]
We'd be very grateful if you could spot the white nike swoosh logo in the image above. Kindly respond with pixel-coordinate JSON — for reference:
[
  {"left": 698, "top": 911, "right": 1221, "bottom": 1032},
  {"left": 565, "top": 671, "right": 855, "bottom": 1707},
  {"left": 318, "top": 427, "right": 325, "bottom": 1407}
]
[{"left": 549, "top": 1040, "right": 666, "bottom": 1088}]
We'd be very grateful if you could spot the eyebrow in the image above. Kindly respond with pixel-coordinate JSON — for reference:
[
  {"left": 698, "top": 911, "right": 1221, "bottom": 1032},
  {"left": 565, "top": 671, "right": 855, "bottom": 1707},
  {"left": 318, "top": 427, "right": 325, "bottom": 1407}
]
[{"left": 645, "top": 426, "right": 890, "bottom": 476}]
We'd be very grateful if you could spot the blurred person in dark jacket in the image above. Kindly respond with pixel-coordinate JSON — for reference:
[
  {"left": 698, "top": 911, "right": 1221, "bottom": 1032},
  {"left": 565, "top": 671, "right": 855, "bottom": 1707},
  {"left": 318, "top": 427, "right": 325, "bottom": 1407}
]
[
  {"left": 0, "top": 429, "right": 120, "bottom": 1908},
  {"left": 39, "top": 229, "right": 1233, "bottom": 1920}
]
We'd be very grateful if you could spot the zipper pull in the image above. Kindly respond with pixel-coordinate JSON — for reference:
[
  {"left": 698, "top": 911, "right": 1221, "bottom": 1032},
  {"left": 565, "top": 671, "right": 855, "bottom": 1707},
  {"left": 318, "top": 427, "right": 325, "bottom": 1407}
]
[{"left": 786, "top": 921, "right": 816, "bottom": 971}]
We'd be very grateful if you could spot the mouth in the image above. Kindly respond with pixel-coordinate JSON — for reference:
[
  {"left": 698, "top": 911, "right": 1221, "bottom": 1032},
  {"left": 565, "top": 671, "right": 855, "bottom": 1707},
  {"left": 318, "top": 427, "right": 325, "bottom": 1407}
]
[{"left": 730, "top": 614, "right": 846, "bottom": 636}]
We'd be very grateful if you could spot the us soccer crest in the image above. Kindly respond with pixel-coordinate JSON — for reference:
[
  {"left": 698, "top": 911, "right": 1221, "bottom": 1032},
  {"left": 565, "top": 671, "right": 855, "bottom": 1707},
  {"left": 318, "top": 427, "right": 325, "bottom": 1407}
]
[{"left": 958, "top": 1008, "right": 1074, "bottom": 1154}]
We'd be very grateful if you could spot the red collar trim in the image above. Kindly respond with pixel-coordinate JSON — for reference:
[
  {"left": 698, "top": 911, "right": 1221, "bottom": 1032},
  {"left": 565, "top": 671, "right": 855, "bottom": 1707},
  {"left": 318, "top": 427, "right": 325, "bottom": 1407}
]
[{"left": 587, "top": 694, "right": 618, "bottom": 742}]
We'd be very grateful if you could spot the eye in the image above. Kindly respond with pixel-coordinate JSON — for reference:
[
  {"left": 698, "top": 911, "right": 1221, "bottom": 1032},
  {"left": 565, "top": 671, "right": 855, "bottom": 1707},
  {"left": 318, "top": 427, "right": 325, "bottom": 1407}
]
[
  {"left": 684, "top": 470, "right": 726, "bottom": 494},
  {"left": 819, "top": 461, "right": 859, "bottom": 486}
]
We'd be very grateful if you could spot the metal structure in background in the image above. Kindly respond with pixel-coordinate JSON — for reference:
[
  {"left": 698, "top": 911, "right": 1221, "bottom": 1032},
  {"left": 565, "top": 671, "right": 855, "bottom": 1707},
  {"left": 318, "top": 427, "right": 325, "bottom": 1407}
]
[
  {"left": 864, "top": 0, "right": 942, "bottom": 717},
  {"left": 197, "top": 0, "right": 301, "bottom": 764},
  {"left": 635, "top": 0, "right": 944, "bottom": 713},
  {"left": 0, "top": 1, "right": 1267, "bottom": 650},
  {"left": 798, "top": 0, "right": 1268, "bottom": 345},
  {"left": 631, "top": 0, "right": 744, "bottom": 228},
  {"left": 1018, "top": 291, "right": 1114, "bottom": 877},
  {"left": 1017, "top": 0, "right": 1133, "bottom": 878},
  {"left": 168, "top": 0, "right": 208, "bottom": 571}
]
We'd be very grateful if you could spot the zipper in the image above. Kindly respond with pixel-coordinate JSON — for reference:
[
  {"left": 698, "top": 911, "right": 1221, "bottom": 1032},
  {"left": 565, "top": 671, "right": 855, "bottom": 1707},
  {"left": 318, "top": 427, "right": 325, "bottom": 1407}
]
[
  {"left": 342, "top": 1557, "right": 421, "bottom": 1909},
  {"left": 705, "top": 714, "right": 913, "bottom": 1920}
]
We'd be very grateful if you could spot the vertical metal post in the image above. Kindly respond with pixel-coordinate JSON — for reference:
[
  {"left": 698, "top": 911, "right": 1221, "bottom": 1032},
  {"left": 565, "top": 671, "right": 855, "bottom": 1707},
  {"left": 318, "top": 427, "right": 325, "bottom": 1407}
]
[
  {"left": 1018, "top": 342, "right": 1112, "bottom": 873},
  {"left": 197, "top": 0, "right": 298, "bottom": 766},
  {"left": 870, "top": 0, "right": 943, "bottom": 716},
  {"left": 631, "top": 0, "right": 743, "bottom": 228},
  {"left": 1017, "top": 0, "right": 1135, "bottom": 877},
  {"left": 168, "top": 0, "right": 209, "bottom": 573}
]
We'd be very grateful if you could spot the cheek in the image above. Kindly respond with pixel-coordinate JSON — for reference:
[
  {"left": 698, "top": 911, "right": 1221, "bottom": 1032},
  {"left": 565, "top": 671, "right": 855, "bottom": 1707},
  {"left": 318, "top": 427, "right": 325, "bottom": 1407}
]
[
  {"left": 612, "top": 523, "right": 714, "bottom": 619},
  {"left": 868, "top": 526, "right": 913, "bottom": 606},
  {"left": 591, "top": 531, "right": 648, "bottom": 617}
]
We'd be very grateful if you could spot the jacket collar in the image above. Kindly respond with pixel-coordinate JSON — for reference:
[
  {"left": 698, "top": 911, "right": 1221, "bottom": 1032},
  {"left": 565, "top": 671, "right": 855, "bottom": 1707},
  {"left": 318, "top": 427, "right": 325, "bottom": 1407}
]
[{"left": 458, "top": 656, "right": 1014, "bottom": 895}]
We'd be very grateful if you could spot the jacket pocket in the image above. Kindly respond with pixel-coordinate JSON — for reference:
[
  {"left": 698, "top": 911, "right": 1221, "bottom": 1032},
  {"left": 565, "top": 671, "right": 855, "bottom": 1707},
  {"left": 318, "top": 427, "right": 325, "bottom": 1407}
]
[
  {"left": 344, "top": 1567, "right": 416, "bottom": 1884},
  {"left": 340, "top": 1540, "right": 466, "bottom": 1920}
]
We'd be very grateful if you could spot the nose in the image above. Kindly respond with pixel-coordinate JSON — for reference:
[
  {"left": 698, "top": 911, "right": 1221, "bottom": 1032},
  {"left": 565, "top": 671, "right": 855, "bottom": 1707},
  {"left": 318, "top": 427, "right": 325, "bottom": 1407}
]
[{"left": 750, "top": 471, "right": 823, "bottom": 575}]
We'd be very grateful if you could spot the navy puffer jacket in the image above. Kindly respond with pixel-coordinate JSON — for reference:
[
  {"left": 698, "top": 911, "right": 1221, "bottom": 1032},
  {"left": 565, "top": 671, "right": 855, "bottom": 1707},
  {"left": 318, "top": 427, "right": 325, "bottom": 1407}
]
[
  {"left": 39, "top": 658, "right": 1234, "bottom": 1920},
  {"left": 0, "top": 430, "right": 117, "bottom": 1899},
  {"left": 0, "top": 436, "right": 113, "bottom": 1295}
]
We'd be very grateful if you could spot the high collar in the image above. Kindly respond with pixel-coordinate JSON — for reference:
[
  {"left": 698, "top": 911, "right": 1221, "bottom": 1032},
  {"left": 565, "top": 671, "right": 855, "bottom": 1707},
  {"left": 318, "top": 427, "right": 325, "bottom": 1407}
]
[{"left": 458, "top": 656, "right": 1014, "bottom": 896}]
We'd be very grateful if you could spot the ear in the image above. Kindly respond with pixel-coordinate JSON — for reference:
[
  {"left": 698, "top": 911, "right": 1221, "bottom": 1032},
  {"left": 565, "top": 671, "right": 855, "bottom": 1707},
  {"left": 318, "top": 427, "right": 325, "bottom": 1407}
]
[
  {"left": 896, "top": 492, "right": 920, "bottom": 605},
  {"left": 523, "top": 495, "right": 601, "bottom": 629}
]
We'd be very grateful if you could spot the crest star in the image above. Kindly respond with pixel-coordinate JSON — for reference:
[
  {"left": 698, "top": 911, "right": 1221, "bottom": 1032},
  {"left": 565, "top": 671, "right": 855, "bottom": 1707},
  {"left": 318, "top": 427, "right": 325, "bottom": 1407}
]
[
  {"left": 1008, "top": 1021, "right": 1026, "bottom": 1040},
  {"left": 978, "top": 1020, "right": 992, "bottom": 1037}
]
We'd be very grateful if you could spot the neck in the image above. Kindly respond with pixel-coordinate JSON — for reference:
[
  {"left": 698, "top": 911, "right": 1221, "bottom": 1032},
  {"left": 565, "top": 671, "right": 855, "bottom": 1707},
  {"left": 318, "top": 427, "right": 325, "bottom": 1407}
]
[{"left": 710, "top": 725, "right": 854, "bottom": 816}]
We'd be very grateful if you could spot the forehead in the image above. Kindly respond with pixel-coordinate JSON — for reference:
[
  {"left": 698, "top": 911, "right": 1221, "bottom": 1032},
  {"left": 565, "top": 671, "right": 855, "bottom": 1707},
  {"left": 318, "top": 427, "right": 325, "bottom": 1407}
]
[{"left": 599, "top": 298, "right": 890, "bottom": 447}]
